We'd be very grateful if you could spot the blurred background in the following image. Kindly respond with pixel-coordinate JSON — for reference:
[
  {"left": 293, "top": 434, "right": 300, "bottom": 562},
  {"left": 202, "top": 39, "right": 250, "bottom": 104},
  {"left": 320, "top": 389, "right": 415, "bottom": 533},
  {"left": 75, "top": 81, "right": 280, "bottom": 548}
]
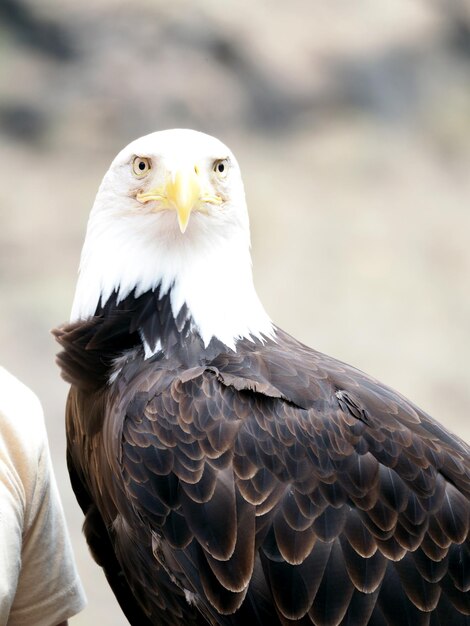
[{"left": 1, "top": 1, "right": 469, "bottom": 623}]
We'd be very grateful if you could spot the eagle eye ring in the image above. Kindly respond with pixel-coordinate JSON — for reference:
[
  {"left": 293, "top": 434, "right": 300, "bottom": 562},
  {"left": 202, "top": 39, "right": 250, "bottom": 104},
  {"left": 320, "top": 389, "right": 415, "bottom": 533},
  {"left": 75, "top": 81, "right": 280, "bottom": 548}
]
[
  {"left": 132, "top": 156, "right": 151, "bottom": 178},
  {"left": 213, "top": 159, "right": 229, "bottom": 179}
]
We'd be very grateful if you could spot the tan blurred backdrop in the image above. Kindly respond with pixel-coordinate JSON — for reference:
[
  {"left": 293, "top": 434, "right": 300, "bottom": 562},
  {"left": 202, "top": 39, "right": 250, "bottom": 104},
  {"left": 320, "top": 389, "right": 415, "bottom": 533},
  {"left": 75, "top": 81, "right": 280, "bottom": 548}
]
[{"left": 0, "top": 1, "right": 469, "bottom": 624}]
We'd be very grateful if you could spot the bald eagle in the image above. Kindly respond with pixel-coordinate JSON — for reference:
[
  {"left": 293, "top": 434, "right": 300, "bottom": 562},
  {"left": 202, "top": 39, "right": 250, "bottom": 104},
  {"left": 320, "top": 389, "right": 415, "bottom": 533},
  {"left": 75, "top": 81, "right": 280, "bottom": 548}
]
[{"left": 55, "top": 129, "right": 470, "bottom": 626}]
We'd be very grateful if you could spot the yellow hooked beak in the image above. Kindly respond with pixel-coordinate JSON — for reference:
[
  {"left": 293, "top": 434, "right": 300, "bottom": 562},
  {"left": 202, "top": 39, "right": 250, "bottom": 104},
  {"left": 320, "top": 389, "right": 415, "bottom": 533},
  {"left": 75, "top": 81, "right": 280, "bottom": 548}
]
[
  {"left": 136, "top": 166, "right": 222, "bottom": 234},
  {"left": 165, "top": 168, "right": 201, "bottom": 233}
]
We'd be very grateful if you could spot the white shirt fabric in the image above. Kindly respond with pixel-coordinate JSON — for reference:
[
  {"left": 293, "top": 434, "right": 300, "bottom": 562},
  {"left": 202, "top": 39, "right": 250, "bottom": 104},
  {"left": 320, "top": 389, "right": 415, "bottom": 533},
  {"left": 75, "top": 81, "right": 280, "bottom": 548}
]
[{"left": 0, "top": 367, "right": 86, "bottom": 626}]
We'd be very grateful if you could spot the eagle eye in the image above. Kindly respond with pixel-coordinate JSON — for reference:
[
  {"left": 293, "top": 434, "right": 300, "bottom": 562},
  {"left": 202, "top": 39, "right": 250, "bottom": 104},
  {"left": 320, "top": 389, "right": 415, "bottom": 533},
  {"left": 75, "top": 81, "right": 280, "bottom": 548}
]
[
  {"left": 213, "top": 159, "right": 229, "bottom": 178},
  {"left": 132, "top": 156, "right": 151, "bottom": 178}
]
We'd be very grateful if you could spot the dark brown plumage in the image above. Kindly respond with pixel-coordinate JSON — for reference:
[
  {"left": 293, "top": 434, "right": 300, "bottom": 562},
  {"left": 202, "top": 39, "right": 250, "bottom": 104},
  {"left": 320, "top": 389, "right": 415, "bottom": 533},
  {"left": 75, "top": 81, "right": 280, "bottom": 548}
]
[{"left": 54, "top": 287, "right": 470, "bottom": 626}]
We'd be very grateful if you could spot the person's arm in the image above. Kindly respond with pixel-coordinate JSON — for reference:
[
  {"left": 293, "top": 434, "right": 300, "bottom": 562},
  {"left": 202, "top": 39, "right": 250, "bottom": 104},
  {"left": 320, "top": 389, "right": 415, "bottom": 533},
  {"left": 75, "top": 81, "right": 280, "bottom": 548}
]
[
  {"left": 0, "top": 368, "right": 86, "bottom": 626},
  {"left": 10, "top": 440, "right": 87, "bottom": 626}
]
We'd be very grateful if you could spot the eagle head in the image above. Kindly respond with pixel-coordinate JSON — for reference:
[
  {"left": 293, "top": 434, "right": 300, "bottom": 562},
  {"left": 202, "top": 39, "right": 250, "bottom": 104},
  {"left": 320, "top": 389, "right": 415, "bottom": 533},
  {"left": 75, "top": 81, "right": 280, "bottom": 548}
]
[{"left": 71, "top": 129, "right": 273, "bottom": 351}]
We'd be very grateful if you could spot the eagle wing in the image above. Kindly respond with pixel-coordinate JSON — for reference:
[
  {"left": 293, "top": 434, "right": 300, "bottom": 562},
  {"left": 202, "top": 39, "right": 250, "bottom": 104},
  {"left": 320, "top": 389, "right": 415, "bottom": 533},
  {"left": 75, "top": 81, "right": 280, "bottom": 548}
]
[
  {"left": 66, "top": 385, "right": 211, "bottom": 626},
  {"left": 117, "top": 330, "right": 470, "bottom": 626}
]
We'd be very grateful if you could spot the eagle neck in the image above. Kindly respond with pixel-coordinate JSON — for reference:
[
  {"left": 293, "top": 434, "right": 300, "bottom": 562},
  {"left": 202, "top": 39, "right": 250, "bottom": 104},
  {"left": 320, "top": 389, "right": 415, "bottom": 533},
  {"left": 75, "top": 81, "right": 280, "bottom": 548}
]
[{"left": 72, "top": 221, "right": 274, "bottom": 354}]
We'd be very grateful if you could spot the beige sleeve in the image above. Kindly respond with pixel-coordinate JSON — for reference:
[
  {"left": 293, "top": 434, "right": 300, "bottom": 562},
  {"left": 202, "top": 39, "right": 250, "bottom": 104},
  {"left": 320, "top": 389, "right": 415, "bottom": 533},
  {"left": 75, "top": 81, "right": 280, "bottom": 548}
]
[
  {"left": 0, "top": 367, "right": 86, "bottom": 626},
  {"left": 7, "top": 442, "right": 86, "bottom": 626}
]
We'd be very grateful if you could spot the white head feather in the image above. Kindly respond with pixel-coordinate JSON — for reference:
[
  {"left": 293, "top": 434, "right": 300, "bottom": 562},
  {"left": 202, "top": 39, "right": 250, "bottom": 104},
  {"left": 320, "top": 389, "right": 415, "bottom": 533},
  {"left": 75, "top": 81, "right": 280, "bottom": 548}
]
[{"left": 71, "top": 129, "right": 273, "bottom": 352}]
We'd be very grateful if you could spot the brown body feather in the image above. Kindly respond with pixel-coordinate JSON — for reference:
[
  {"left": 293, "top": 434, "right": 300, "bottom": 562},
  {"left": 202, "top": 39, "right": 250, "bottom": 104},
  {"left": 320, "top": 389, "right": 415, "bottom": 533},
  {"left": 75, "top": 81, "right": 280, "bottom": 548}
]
[{"left": 54, "top": 289, "right": 470, "bottom": 626}]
